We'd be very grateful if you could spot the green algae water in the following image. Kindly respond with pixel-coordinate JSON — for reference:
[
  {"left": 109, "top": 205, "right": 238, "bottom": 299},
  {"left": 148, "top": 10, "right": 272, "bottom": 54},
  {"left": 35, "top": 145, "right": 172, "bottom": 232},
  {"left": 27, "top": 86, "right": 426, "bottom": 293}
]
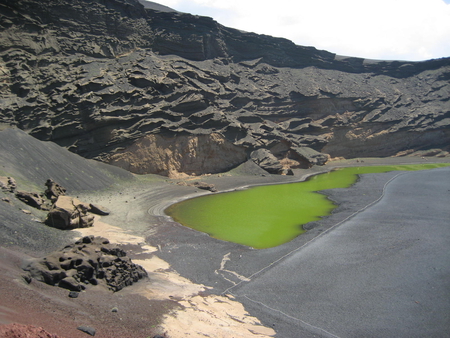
[{"left": 165, "top": 163, "right": 450, "bottom": 249}]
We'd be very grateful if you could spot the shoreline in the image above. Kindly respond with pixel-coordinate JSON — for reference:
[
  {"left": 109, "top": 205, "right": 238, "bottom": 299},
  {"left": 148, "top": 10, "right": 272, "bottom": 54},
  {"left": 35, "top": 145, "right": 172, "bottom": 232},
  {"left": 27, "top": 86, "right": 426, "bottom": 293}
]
[
  {"left": 72, "top": 156, "right": 450, "bottom": 337},
  {"left": 153, "top": 156, "right": 450, "bottom": 219}
]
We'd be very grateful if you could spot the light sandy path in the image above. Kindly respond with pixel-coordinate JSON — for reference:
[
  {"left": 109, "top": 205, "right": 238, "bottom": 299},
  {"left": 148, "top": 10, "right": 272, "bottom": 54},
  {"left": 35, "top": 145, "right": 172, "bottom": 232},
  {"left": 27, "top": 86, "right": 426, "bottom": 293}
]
[{"left": 76, "top": 218, "right": 276, "bottom": 338}]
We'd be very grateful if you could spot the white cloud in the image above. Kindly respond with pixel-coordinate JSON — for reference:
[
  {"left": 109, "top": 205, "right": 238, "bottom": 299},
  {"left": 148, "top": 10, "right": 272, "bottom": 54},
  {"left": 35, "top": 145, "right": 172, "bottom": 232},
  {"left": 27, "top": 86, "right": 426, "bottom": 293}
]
[{"left": 153, "top": 0, "right": 450, "bottom": 61}]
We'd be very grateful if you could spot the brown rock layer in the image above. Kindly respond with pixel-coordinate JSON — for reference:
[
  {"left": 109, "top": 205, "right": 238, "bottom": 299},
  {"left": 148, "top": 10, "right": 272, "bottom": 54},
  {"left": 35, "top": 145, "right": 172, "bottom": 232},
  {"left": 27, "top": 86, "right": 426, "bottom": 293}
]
[{"left": 108, "top": 133, "right": 247, "bottom": 176}]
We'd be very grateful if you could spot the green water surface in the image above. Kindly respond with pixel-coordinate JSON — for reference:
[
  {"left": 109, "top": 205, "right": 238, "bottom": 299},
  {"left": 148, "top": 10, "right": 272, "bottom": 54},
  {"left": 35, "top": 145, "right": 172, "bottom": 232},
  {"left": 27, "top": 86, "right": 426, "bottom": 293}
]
[{"left": 165, "top": 163, "right": 450, "bottom": 249}]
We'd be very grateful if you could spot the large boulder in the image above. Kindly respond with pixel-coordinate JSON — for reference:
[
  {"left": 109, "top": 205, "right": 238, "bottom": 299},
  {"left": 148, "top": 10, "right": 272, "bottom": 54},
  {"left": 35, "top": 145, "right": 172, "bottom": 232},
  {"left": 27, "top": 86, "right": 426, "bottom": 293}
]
[
  {"left": 15, "top": 191, "right": 46, "bottom": 210},
  {"left": 291, "top": 146, "right": 330, "bottom": 167},
  {"left": 45, "top": 196, "right": 94, "bottom": 229},
  {"left": 23, "top": 236, "right": 148, "bottom": 292},
  {"left": 250, "top": 149, "right": 283, "bottom": 174}
]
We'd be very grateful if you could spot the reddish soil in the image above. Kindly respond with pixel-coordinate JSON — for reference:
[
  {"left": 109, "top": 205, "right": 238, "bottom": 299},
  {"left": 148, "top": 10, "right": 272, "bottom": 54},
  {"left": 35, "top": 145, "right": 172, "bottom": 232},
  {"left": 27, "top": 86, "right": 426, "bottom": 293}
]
[
  {"left": 0, "top": 323, "right": 64, "bottom": 338},
  {"left": 0, "top": 246, "right": 176, "bottom": 338}
]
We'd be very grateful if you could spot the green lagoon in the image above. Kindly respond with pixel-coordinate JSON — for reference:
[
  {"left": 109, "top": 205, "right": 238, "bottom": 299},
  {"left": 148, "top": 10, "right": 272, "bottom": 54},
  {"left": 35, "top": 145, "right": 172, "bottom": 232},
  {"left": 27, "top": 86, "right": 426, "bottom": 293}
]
[{"left": 165, "top": 163, "right": 450, "bottom": 249}]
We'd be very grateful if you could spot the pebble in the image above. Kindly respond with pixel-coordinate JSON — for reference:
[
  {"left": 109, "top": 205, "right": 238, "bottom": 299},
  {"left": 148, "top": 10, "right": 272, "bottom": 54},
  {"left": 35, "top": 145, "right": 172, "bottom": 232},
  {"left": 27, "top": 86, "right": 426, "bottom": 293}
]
[{"left": 68, "top": 291, "right": 79, "bottom": 298}]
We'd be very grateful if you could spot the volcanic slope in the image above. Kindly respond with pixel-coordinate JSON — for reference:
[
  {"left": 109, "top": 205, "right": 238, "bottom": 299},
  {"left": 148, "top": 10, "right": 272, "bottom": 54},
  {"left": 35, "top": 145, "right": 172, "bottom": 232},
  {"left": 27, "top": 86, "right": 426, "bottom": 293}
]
[
  {"left": 0, "top": 128, "right": 134, "bottom": 252},
  {"left": 0, "top": 128, "right": 180, "bottom": 338}
]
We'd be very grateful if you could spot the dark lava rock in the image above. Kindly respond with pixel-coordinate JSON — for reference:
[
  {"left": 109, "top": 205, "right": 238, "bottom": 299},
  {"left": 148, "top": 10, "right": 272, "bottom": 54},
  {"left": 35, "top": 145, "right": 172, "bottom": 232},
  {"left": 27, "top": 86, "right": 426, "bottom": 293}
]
[
  {"left": 68, "top": 291, "right": 79, "bottom": 298},
  {"left": 77, "top": 325, "right": 96, "bottom": 336},
  {"left": 88, "top": 203, "right": 110, "bottom": 216},
  {"left": 23, "top": 236, "right": 148, "bottom": 292}
]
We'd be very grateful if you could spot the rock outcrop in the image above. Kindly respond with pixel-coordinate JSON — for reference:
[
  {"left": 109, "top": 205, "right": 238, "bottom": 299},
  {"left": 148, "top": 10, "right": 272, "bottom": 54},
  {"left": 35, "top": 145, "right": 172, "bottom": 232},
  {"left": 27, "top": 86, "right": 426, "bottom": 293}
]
[
  {"left": 0, "top": 176, "right": 16, "bottom": 192},
  {"left": 15, "top": 190, "right": 47, "bottom": 210},
  {"left": 45, "top": 196, "right": 94, "bottom": 230},
  {"left": 291, "top": 147, "right": 330, "bottom": 167},
  {"left": 4, "top": 176, "right": 108, "bottom": 229},
  {"left": 0, "top": 0, "right": 449, "bottom": 175},
  {"left": 44, "top": 179, "right": 66, "bottom": 202},
  {"left": 24, "top": 236, "right": 148, "bottom": 292},
  {"left": 250, "top": 149, "right": 283, "bottom": 174}
]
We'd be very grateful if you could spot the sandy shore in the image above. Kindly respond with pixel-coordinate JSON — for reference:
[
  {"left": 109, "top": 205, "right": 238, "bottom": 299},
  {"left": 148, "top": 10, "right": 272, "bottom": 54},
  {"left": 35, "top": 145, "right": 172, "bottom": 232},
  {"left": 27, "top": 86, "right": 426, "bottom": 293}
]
[{"left": 75, "top": 218, "right": 277, "bottom": 337}]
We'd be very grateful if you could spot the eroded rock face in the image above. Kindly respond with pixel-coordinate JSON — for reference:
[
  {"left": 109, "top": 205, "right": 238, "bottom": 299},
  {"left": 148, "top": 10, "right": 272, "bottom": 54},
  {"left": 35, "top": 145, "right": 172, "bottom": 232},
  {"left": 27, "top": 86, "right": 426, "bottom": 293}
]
[
  {"left": 0, "top": 0, "right": 449, "bottom": 175},
  {"left": 108, "top": 133, "right": 247, "bottom": 176},
  {"left": 24, "top": 236, "right": 148, "bottom": 292}
]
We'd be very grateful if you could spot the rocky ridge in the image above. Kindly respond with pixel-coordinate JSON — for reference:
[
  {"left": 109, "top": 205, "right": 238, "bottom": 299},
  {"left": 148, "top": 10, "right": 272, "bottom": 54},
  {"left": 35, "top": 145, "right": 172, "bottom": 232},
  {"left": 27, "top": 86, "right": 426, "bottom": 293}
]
[{"left": 0, "top": 0, "right": 449, "bottom": 175}]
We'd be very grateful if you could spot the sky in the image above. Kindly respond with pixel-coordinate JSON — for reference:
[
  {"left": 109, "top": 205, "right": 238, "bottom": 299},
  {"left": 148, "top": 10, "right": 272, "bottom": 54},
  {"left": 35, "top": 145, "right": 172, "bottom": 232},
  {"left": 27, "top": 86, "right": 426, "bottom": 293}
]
[{"left": 149, "top": 0, "right": 450, "bottom": 61}]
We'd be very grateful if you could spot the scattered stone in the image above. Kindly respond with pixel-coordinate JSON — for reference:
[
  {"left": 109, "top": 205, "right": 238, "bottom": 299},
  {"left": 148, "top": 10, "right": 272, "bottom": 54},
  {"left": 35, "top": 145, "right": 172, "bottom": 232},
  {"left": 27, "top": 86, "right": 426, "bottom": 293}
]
[
  {"left": 21, "top": 209, "right": 32, "bottom": 214},
  {"left": 193, "top": 181, "right": 217, "bottom": 192},
  {"left": 23, "top": 236, "right": 148, "bottom": 292},
  {"left": 68, "top": 291, "right": 79, "bottom": 298},
  {"left": 77, "top": 325, "right": 96, "bottom": 336},
  {"left": 1, "top": 197, "right": 11, "bottom": 203},
  {"left": 45, "top": 196, "right": 94, "bottom": 230},
  {"left": 88, "top": 203, "right": 110, "bottom": 216},
  {"left": 111, "top": 306, "right": 118, "bottom": 312}
]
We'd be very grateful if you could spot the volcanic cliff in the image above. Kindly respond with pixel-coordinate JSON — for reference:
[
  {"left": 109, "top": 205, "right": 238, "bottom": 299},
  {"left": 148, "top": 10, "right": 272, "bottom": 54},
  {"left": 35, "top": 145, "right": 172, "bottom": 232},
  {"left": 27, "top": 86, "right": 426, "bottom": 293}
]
[{"left": 1, "top": 0, "right": 449, "bottom": 176}]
